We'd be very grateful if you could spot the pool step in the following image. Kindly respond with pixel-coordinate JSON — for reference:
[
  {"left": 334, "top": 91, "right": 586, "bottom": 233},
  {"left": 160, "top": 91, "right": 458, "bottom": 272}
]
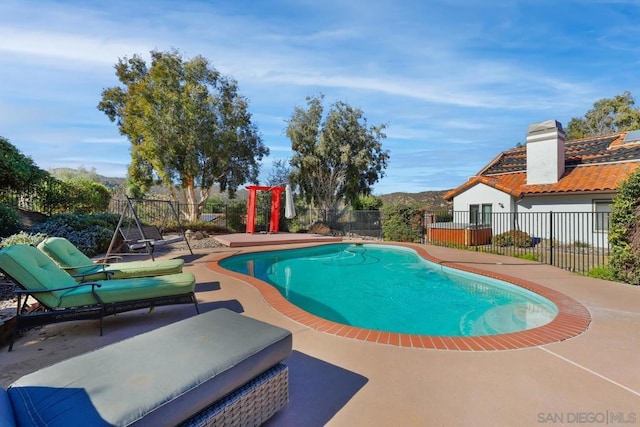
[
  {"left": 483, "top": 304, "right": 555, "bottom": 334},
  {"left": 464, "top": 304, "right": 556, "bottom": 335},
  {"left": 482, "top": 304, "right": 525, "bottom": 335},
  {"left": 510, "top": 304, "right": 556, "bottom": 329},
  {"left": 460, "top": 309, "right": 490, "bottom": 336}
]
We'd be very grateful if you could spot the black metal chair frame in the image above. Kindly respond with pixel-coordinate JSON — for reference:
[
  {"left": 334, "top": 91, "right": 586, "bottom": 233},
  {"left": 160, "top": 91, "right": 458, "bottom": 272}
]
[{"left": 2, "top": 272, "right": 199, "bottom": 351}]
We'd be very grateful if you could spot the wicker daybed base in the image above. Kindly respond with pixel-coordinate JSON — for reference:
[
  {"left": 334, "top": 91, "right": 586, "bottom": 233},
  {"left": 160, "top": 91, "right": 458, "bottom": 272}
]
[{"left": 183, "top": 363, "right": 288, "bottom": 426}]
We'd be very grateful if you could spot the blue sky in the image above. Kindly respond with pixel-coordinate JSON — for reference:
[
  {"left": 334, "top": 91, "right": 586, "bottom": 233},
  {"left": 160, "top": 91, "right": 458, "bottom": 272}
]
[{"left": 1, "top": 0, "right": 639, "bottom": 194}]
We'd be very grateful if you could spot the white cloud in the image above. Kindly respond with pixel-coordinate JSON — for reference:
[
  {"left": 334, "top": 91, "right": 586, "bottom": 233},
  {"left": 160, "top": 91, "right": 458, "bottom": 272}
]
[{"left": 0, "top": 28, "right": 146, "bottom": 66}]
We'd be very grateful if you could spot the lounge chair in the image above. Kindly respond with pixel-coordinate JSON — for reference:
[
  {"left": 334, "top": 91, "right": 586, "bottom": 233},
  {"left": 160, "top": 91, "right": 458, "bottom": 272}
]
[
  {"left": 0, "top": 244, "right": 198, "bottom": 351},
  {"left": 37, "top": 236, "right": 184, "bottom": 281}
]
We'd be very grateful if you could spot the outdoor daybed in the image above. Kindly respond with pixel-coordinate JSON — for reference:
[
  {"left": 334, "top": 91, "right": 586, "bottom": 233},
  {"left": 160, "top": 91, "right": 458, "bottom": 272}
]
[
  {"left": 37, "top": 236, "right": 184, "bottom": 281},
  {"left": 0, "top": 308, "right": 293, "bottom": 426},
  {"left": 0, "top": 244, "right": 198, "bottom": 351}
]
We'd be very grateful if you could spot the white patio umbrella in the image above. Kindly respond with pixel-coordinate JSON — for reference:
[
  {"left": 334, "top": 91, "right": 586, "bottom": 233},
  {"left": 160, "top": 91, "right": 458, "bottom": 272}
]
[
  {"left": 284, "top": 265, "right": 292, "bottom": 298},
  {"left": 285, "top": 184, "right": 296, "bottom": 219}
]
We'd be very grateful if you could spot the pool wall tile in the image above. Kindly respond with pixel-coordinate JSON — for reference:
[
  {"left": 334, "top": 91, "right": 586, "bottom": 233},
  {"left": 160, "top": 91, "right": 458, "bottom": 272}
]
[
  {"left": 419, "top": 335, "right": 434, "bottom": 349},
  {"left": 410, "top": 335, "right": 423, "bottom": 348},
  {"left": 366, "top": 330, "right": 380, "bottom": 343},
  {"left": 430, "top": 336, "right": 447, "bottom": 350},
  {"left": 449, "top": 337, "right": 471, "bottom": 351},
  {"left": 356, "top": 329, "right": 370, "bottom": 341},
  {"left": 377, "top": 331, "right": 390, "bottom": 345},
  {"left": 388, "top": 333, "right": 401, "bottom": 346}
]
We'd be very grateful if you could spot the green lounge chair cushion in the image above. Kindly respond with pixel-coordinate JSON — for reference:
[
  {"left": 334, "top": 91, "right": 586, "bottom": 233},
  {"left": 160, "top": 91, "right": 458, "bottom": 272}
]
[
  {"left": 37, "top": 237, "right": 184, "bottom": 280},
  {"left": 0, "top": 245, "right": 195, "bottom": 309},
  {"left": 57, "top": 273, "right": 196, "bottom": 308},
  {"left": 7, "top": 309, "right": 292, "bottom": 426},
  {"left": 0, "top": 245, "right": 79, "bottom": 308}
]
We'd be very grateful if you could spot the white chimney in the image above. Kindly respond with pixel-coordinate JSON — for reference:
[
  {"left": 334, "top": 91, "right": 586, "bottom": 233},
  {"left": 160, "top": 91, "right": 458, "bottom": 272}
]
[{"left": 526, "top": 119, "right": 565, "bottom": 185}]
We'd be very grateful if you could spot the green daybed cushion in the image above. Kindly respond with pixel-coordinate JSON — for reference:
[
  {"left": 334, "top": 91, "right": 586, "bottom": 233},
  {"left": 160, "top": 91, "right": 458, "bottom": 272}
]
[
  {"left": 7, "top": 308, "right": 292, "bottom": 426},
  {"left": 0, "top": 245, "right": 195, "bottom": 309},
  {"left": 37, "top": 237, "right": 184, "bottom": 280}
]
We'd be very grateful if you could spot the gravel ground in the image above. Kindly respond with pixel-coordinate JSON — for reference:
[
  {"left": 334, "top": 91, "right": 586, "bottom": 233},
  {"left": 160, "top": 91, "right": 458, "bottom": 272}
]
[
  {"left": 154, "top": 235, "right": 223, "bottom": 252},
  {"left": 0, "top": 276, "right": 17, "bottom": 324}
]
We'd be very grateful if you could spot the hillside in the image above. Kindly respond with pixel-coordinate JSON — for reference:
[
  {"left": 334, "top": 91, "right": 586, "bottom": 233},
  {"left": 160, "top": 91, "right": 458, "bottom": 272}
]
[
  {"left": 104, "top": 178, "right": 451, "bottom": 209},
  {"left": 378, "top": 190, "right": 452, "bottom": 211}
]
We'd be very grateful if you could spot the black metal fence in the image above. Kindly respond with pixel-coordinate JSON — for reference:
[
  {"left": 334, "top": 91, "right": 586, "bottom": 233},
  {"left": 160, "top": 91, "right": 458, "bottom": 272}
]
[
  {"left": 107, "top": 198, "right": 385, "bottom": 238},
  {"left": 0, "top": 178, "right": 69, "bottom": 216},
  {"left": 107, "top": 198, "right": 249, "bottom": 232},
  {"left": 425, "top": 210, "right": 610, "bottom": 275},
  {"left": 290, "top": 207, "right": 383, "bottom": 238}
]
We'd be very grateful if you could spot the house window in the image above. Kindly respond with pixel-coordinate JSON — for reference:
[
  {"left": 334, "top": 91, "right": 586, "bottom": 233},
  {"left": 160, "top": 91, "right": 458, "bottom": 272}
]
[
  {"left": 593, "top": 200, "right": 612, "bottom": 232},
  {"left": 470, "top": 204, "right": 492, "bottom": 226}
]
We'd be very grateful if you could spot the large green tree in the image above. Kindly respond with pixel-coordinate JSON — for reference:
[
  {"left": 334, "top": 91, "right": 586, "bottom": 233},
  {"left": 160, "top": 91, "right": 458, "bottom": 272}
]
[
  {"left": 98, "top": 50, "right": 268, "bottom": 220},
  {"left": 286, "top": 95, "right": 389, "bottom": 222},
  {"left": 0, "top": 136, "right": 48, "bottom": 236},
  {"left": 266, "top": 158, "right": 292, "bottom": 187},
  {"left": 0, "top": 136, "right": 48, "bottom": 191},
  {"left": 566, "top": 91, "right": 640, "bottom": 139}
]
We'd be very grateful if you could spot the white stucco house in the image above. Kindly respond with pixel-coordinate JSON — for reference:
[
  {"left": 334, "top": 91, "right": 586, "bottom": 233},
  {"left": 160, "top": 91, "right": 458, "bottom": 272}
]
[{"left": 441, "top": 120, "right": 640, "bottom": 247}]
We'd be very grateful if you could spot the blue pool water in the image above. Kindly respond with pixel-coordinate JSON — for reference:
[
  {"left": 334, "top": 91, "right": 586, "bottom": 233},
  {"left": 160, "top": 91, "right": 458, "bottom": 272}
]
[{"left": 219, "top": 243, "right": 558, "bottom": 336}]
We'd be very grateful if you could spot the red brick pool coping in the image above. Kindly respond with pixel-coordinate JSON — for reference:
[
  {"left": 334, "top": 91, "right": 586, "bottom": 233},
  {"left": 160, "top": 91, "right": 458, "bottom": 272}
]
[{"left": 208, "top": 242, "right": 591, "bottom": 351}]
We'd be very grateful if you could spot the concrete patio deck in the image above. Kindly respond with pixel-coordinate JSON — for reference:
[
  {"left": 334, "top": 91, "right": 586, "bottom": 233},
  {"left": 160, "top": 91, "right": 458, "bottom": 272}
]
[{"left": 1, "top": 242, "right": 639, "bottom": 426}]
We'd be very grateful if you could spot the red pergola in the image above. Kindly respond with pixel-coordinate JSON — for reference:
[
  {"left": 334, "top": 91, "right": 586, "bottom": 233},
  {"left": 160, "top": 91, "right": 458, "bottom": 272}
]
[{"left": 245, "top": 185, "right": 285, "bottom": 233}]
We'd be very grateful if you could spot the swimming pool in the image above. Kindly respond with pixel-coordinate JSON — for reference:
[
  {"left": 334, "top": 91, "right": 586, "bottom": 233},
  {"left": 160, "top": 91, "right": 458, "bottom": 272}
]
[{"left": 219, "top": 243, "right": 558, "bottom": 337}]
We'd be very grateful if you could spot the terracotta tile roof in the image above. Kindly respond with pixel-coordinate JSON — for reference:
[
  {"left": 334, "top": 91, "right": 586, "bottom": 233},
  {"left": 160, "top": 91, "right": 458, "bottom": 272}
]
[{"left": 444, "top": 132, "right": 640, "bottom": 200}]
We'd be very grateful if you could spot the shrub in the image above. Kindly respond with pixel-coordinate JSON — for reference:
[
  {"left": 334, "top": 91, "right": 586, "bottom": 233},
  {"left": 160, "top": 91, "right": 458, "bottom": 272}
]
[
  {"left": 492, "top": 230, "right": 533, "bottom": 248},
  {"left": 351, "top": 195, "right": 382, "bottom": 210},
  {"left": 609, "top": 168, "right": 640, "bottom": 284},
  {"left": 381, "top": 202, "right": 422, "bottom": 242},
  {"left": 65, "top": 226, "right": 114, "bottom": 256},
  {"left": 31, "top": 213, "right": 117, "bottom": 256},
  {"left": 89, "top": 213, "right": 121, "bottom": 228},
  {"left": 66, "top": 179, "right": 112, "bottom": 213},
  {"left": 44, "top": 178, "right": 112, "bottom": 214},
  {"left": 180, "top": 220, "right": 230, "bottom": 234},
  {"left": 0, "top": 231, "right": 48, "bottom": 248},
  {"left": 587, "top": 265, "right": 616, "bottom": 281},
  {"left": 0, "top": 204, "right": 21, "bottom": 237},
  {"left": 225, "top": 201, "right": 248, "bottom": 232},
  {"left": 308, "top": 221, "right": 331, "bottom": 235},
  {"left": 287, "top": 221, "right": 307, "bottom": 233},
  {"left": 514, "top": 253, "right": 538, "bottom": 262},
  {"left": 434, "top": 211, "right": 453, "bottom": 222},
  {"left": 204, "top": 195, "right": 226, "bottom": 213}
]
